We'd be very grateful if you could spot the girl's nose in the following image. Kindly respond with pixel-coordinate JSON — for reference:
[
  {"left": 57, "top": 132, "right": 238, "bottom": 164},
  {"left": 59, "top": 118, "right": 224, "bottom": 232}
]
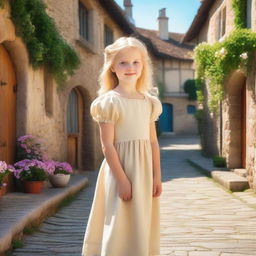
[{"left": 126, "top": 63, "right": 134, "bottom": 69}]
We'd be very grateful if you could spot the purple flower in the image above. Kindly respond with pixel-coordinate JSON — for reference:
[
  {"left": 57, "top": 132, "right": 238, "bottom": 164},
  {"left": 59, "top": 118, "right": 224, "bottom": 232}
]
[
  {"left": 7, "top": 165, "right": 15, "bottom": 172},
  {"left": 44, "top": 160, "right": 56, "bottom": 175},
  {"left": 0, "top": 161, "right": 8, "bottom": 173},
  {"left": 18, "top": 135, "right": 34, "bottom": 143},
  {"left": 54, "top": 161, "right": 73, "bottom": 174}
]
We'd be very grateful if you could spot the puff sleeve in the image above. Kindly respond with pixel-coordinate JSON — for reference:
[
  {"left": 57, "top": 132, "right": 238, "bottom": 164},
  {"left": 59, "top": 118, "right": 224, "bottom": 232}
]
[
  {"left": 149, "top": 95, "right": 163, "bottom": 122},
  {"left": 90, "top": 94, "right": 119, "bottom": 124}
]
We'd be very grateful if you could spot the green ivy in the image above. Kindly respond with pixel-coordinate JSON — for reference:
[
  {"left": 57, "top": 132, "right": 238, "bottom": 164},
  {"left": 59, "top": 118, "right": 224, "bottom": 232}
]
[
  {"left": 195, "top": 29, "right": 256, "bottom": 112},
  {"left": 2, "top": 0, "right": 80, "bottom": 87},
  {"left": 194, "top": 0, "right": 253, "bottom": 113},
  {"left": 183, "top": 79, "right": 197, "bottom": 100},
  {"left": 232, "top": 0, "right": 247, "bottom": 29},
  {"left": 157, "top": 80, "right": 166, "bottom": 100}
]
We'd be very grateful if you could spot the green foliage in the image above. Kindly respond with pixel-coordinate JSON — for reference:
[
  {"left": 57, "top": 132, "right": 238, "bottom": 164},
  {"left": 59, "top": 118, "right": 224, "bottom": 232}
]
[
  {"left": 157, "top": 80, "right": 165, "bottom": 100},
  {"left": 23, "top": 225, "right": 39, "bottom": 235},
  {"left": 194, "top": 109, "right": 204, "bottom": 135},
  {"left": 12, "top": 239, "right": 24, "bottom": 249},
  {"left": 183, "top": 79, "right": 197, "bottom": 100},
  {"left": 194, "top": 109, "right": 204, "bottom": 121},
  {"left": 194, "top": 29, "right": 256, "bottom": 112},
  {"left": 9, "top": 0, "right": 80, "bottom": 87},
  {"left": 195, "top": 78, "right": 204, "bottom": 105},
  {"left": 232, "top": 0, "right": 247, "bottom": 29},
  {"left": 20, "top": 166, "right": 48, "bottom": 181},
  {"left": 212, "top": 156, "right": 226, "bottom": 167}
]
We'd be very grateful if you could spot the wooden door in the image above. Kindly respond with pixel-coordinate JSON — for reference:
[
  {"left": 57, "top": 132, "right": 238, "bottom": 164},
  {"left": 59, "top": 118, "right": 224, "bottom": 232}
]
[
  {"left": 241, "top": 81, "right": 246, "bottom": 168},
  {"left": 67, "top": 88, "right": 83, "bottom": 168},
  {"left": 0, "top": 44, "right": 17, "bottom": 191}
]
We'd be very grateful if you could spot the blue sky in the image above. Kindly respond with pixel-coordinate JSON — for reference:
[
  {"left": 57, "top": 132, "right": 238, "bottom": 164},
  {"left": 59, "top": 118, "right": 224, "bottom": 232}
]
[{"left": 114, "top": 0, "right": 201, "bottom": 34}]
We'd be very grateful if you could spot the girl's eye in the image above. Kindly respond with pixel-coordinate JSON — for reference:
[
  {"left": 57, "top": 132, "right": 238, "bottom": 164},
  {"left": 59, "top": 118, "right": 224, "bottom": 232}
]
[{"left": 120, "top": 61, "right": 126, "bottom": 64}]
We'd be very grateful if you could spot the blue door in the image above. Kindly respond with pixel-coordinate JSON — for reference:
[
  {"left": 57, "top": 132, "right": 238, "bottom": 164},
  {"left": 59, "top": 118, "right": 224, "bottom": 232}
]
[{"left": 159, "top": 103, "right": 173, "bottom": 132}]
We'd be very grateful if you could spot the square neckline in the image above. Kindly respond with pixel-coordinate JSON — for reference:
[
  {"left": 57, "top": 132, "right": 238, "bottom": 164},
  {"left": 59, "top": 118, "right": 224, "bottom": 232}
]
[{"left": 110, "top": 90, "right": 146, "bottom": 100}]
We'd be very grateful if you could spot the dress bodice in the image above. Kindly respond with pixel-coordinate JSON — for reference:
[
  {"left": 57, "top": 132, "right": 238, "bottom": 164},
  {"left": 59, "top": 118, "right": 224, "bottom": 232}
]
[{"left": 90, "top": 90, "right": 162, "bottom": 143}]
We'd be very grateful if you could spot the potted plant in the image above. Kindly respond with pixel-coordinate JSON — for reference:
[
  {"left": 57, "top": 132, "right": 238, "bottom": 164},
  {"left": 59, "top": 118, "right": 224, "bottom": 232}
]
[
  {"left": 16, "top": 135, "right": 47, "bottom": 161},
  {"left": 0, "top": 161, "right": 14, "bottom": 196},
  {"left": 47, "top": 161, "right": 73, "bottom": 188},
  {"left": 13, "top": 159, "right": 49, "bottom": 194}
]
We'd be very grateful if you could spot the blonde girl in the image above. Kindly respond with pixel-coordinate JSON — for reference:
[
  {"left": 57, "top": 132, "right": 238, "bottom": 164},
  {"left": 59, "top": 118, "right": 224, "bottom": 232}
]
[{"left": 82, "top": 36, "right": 162, "bottom": 256}]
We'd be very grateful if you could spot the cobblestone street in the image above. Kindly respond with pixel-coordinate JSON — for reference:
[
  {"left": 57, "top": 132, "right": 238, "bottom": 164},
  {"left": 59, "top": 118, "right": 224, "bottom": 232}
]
[{"left": 12, "top": 135, "right": 256, "bottom": 256}]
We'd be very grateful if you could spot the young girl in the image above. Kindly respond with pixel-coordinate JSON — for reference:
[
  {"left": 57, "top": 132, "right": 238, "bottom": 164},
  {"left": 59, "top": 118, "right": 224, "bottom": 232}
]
[{"left": 82, "top": 36, "right": 162, "bottom": 256}]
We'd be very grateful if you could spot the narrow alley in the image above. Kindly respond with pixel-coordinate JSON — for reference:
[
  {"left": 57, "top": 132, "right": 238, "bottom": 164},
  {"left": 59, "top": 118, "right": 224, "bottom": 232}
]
[{"left": 12, "top": 135, "right": 256, "bottom": 256}]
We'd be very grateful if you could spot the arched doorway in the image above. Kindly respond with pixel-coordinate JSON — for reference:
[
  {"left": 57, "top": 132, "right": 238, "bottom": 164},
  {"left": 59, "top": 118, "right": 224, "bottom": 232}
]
[
  {"left": 223, "top": 71, "right": 246, "bottom": 168},
  {"left": 66, "top": 88, "right": 84, "bottom": 168},
  {"left": 159, "top": 103, "right": 173, "bottom": 132},
  {"left": 0, "top": 44, "right": 17, "bottom": 191}
]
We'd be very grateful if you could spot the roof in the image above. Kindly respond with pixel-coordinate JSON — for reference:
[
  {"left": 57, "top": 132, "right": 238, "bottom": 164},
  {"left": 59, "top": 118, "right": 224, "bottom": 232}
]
[
  {"left": 98, "top": 0, "right": 135, "bottom": 34},
  {"left": 135, "top": 27, "right": 194, "bottom": 61},
  {"left": 182, "top": 0, "right": 215, "bottom": 43},
  {"left": 97, "top": 0, "right": 194, "bottom": 61}
]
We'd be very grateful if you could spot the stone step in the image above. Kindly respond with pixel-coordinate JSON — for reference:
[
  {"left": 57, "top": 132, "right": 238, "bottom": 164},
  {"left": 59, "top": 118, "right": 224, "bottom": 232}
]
[
  {"left": 211, "top": 171, "right": 249, "bottom": 192},
  {"left": 232, "top": 168, "right": 247, "bottom": 178}
]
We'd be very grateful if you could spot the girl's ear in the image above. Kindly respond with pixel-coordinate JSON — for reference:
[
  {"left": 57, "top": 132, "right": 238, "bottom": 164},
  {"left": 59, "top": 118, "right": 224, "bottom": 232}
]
[{"left": 110, "top": 67, "right": 115, "bottom": 73}]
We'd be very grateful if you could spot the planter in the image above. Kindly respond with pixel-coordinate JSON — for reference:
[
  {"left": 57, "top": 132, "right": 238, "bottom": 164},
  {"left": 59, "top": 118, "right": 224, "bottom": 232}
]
[
  {"left": 0, "top": 186, "right": 7, "bottom": 197},
  {"left": 22, "top": 180, "right": 44, "bottom": 194},
  {"left": 49, "top": 174, "right": 70, "bottom": 188}
]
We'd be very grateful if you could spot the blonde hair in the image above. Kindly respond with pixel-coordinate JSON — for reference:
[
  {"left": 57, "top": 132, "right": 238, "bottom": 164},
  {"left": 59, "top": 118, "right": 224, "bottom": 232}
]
[{"left": 98, "top": 36, "right": 153, "bottom": 95}]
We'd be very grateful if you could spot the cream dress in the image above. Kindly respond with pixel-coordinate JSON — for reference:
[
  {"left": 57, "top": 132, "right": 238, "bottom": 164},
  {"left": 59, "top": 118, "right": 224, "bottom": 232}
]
[{"left": 82, "top": 90, "right": 162, "bottom": 256}]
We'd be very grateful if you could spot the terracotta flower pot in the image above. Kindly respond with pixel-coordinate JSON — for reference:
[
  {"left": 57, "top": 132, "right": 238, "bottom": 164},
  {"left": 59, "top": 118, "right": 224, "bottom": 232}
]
[
  {"left": 49, "top": 174, "right": 70, "bottom": 188},
  {"left": 23, "top": 180, "right": 44, "bottom": 194},
  {"left": 0, "top": 185, "right": 6, "bottom": 197}
]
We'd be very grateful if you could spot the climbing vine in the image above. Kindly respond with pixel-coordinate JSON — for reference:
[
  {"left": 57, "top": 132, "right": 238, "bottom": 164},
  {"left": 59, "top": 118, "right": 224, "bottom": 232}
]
[
  {"left": 194, "top": 0, "right": 255, "bottom": 113},
  {"left": 1, "top": 0, "right": 80, "bottom": 87},
  {"left": 232, "top": 0, "right": 247, "bottom": 29},
  {"left": 183, "top": 79, "right": 197, "bottom": 101}
]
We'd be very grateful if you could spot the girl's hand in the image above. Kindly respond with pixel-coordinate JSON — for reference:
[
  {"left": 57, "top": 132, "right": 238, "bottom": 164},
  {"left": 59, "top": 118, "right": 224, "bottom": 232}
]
[
  {"left": 153, "top": 176, "right": 162, "bottom": 197},
  {"left": 118, "top": 176, "right": 132, "bottom": 201}
]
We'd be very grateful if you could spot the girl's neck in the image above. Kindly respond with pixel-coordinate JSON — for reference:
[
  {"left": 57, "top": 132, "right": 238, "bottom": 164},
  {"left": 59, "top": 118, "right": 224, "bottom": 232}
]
[{"left": 114, "top": 83, "right": 137, "bottom": 95}]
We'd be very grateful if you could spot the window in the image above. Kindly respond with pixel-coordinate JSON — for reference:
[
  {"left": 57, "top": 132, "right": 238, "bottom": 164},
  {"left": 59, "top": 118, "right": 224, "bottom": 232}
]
[
  {"left": 104, "top": 24, "right": 114, "bottom": 47},
  {"left": 79, "top": 1, "right": 90, "bottom": 41},
  {"left": 247, "top": 0, "right": 252, "bottom": 28},
  {"left": 187, "top": 105, "right": 196, "bottom": 114},
  {"left": 216, "top": 6, "right": 226, "bottom": 40}
]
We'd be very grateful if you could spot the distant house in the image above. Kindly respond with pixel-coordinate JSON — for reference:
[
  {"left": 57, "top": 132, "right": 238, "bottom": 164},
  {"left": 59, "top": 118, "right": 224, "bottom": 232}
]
[
  {"left": 123, "top": 2, "right": 198, "bottom": 134},
  {"left": 183, "top": 0, "right": 256, "bottom": 190}
]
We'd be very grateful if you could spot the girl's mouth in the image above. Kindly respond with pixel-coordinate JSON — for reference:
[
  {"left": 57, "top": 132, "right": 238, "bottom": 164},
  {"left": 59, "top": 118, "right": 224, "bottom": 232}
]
[{"left": 125, "top": 73, "right": 136, "bottom": 76}]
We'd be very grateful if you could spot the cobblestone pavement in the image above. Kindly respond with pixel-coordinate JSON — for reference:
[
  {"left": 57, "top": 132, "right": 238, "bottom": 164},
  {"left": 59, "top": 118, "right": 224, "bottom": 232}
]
[{"left": 12, "top": 135, "right": 256, "bottom": 256}]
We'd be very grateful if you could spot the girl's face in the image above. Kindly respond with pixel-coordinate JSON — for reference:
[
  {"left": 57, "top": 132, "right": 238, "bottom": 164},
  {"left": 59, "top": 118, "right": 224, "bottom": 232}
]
[{"left": 111, "top": 47, "right": 143, "bottom": 85}]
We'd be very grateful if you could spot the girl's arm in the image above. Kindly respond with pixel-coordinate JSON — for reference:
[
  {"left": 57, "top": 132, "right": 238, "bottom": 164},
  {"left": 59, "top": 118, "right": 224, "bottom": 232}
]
[
  {"left": 98, "top": 122, "right": 132, "bottom": 201},
  {"left": 150, "top": 122, "right": 162, "bottom": 197}
]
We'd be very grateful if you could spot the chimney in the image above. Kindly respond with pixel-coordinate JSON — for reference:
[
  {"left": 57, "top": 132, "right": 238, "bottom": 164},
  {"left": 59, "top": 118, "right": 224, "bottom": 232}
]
[
  {"left": 123, "top": 0, "right": 135, "bottom": 25},
  {"left": 158, "top": 8, "right": 169, "bottom": 40}
]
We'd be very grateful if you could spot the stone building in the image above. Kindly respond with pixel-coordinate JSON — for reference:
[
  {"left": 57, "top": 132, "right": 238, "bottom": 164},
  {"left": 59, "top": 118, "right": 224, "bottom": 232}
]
[
  {"left": 183, "top": 0, "right": 256, "bottom": 190},
  {"left": 129, "top": 7, "right": 198, "bottom": 135},
  {"left": 0, "top": 0, "right": 134, "bottom": 192}
]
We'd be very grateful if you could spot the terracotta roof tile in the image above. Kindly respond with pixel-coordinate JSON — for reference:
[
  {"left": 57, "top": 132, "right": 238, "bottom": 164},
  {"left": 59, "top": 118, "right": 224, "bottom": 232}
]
[{"left": 135, "top": 27, "right": 194, "bottom": 60}]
